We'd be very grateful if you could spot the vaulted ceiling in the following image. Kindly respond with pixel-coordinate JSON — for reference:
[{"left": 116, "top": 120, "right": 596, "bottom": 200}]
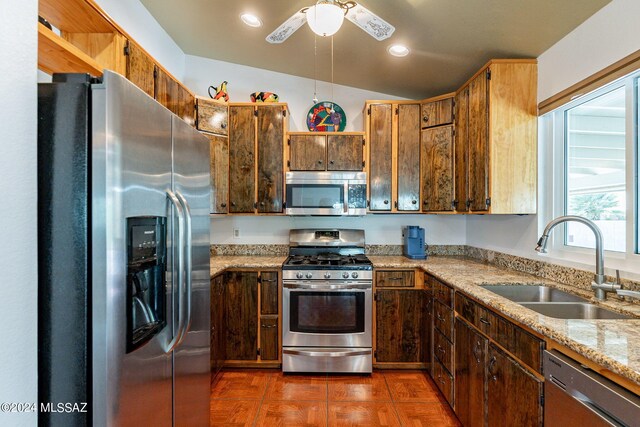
[{"left": 140, "top": 0, "right": 611, "bottom": 98}]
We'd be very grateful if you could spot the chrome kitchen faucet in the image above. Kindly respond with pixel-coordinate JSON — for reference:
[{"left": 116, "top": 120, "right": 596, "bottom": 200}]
[{"left": 535, "top": 215, "right": 621, "bottom": 301}]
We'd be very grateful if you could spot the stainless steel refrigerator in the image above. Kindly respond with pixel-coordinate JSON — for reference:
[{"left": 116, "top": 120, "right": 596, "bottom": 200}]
[{"left": 38, "top": 71, "right": 211, "bottom": 426}]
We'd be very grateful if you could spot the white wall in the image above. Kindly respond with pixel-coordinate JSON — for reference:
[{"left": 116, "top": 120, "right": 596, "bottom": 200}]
[
  {"left": 211, "top": 215, "right": 467, "bottom": 245},
  {"left": 185, "top": 55, "right": 407, "bottom": 131},
  {"left": 467, "top": 0, "right": 640, "bottom": 280},
  {"left": 0, "top": 0, "right": 38, "bottom": 425},
  {"left": 95, "top": 0, "right": 186, "bottom": 81}
]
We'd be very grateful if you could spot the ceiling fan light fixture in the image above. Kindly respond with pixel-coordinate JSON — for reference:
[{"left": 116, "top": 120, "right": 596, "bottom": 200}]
[
  {"left": 388, "top": 44, "right": 410, "bottom": 57},
  {"left": 240, "top": 13, "right": 263, "bottom": 28},
  {"left": 306, "top": 1, "right": 345, "bottom": 37}
]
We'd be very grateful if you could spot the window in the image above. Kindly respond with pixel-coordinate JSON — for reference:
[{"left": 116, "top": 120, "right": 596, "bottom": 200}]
[{"left": 545, "top": 72, "right": 639, "bottom": 260}]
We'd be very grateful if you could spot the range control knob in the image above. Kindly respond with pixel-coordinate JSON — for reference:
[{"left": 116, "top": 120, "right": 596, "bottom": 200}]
[
  {"left": 342, "top": 272, "right": 349, "bottom": 279},
  {"left": 351, "top": 272, "right": 359, "bottom": 279},
  {"left": 324, "top": 272, "right": 331, "bottom": 279},
  {"left": 296, "top": 272, "right": 303, "bottom": 279},
  {"left": 305, "top": 272, "right": 313, "bottom": 279}
]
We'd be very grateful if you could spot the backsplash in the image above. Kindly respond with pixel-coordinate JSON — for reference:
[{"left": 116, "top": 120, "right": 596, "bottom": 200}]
[{"left": 210, "top": 243, "right": 640, "bottom": 294}]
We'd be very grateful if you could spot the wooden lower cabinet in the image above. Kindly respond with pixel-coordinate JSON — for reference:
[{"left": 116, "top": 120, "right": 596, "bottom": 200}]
[
  {"left": 210, "top": 274, "right": 226, "bottom": 382},
  {"left": 487, "top": 344, "right": 543, "bottom": 427},
  {"left": 455, "top": 318, "right": 487, "bottom": 427},
  {"left": 375, "top": 289, "right": 425, "bottom": 363},
  {"left": 223, "top": 271, "right": 258, "bottom": 360},
  {"left": 222, "top": 270, "right": 280, "bottom": 364}
]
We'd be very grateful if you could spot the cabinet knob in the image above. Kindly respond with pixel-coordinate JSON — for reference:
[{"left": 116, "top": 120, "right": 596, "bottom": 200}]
[
  {"left": 412, "top": 200, "right": 417, "bottom": 205},
  {"left": 383, "top": 200, "right": 389, "bottom": 205},
  {"left": 231, "top": 202, "right": 236, "bottom": 207},
  {"left": 423, "top": 115, "right": 429, "bottom": 122},
  {"left": 329, "top": 160, "right": 334, "bottom": 165},
  {"left": 260, "top": 202, "right": 265, "bottom": 206},
  {"left": 318, "top": 160, "right": 323, "bottom": 164},
  {"left": 466, "top": 199, "right": 473, "bottom": 209},
  {"left": 221, "top": 203, "right": 227, "bottom": 208},
  {"left": 423, "top": 200, "right": 428, "bottom": 205},
  {"left": 221, "top": 123, "right": 227, "bottom": 129}
]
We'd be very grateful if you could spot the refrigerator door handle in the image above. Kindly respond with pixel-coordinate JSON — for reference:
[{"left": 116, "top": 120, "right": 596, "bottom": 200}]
[
  {"left": 166, "top": 190, "right": 186, "bottom": 353},
  {"left": 176, "top": 191, "right": 193, "bottom": 340}
]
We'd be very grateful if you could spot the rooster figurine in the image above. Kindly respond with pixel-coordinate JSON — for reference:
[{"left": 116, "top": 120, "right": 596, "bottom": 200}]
[{"left": 208, "top": 81, "right": 229, "bottom": 103}]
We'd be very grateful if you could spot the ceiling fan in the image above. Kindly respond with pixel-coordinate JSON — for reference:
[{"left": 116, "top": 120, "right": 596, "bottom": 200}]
[{"left": 266, "top": 0, "right": 395, "bottom": 44}]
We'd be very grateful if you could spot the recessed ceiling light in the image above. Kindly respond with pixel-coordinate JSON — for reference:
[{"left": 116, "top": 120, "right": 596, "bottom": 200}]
[
  {"left": 240, "top": 13, "right": 262, "bottom": 28},
  {"left": 388, "top": 44, "right": 410, "bottom": 57}
]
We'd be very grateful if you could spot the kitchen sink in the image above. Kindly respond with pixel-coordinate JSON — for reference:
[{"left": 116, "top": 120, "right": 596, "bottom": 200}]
[
  {"left": 481, "top": 285, "right": 587, "bottom": 303},
  {"left": 520, "top": 302, "right": 632, "bottom": 320}
]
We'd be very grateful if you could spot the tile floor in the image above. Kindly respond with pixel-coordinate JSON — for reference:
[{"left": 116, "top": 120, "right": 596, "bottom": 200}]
[{"left": 211, "top": 369, "right": 461, "bottom": 426}]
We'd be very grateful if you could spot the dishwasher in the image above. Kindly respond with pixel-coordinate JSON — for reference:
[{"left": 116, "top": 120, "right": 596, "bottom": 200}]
[{"left": 544, "top": 350, "right": 640, "bottom": 426}]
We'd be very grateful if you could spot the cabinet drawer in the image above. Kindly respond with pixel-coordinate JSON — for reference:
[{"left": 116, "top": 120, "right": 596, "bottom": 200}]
[
  {"left": 197, "top": 98, "right": 228, "bottom": 135},
  {"left": 509, "top": 326, "right": 544, "bottom": 374},
  {"left": 433, "top": 328, "right": 454, "bottom": 375},
  {"left": 455, "top": 292, "right": 476, "bottom": 323},
  {"left": 430, "top": 277, "right": 454, "bottom": 307},
  {"left": 376, "top": 270, "right": 415, "bottom": 288},
  {"left": 260, "top": 272, "right": 278, "bottom": 315},
  {"left": 433, "top": 358, "right": 454, "bottom": 406},
  {"left": 433, "top": 300, "right": 454, "bottom": 341}
]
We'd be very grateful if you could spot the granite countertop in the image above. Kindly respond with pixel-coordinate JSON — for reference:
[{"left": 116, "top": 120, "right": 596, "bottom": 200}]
[{"left": 210, "top": 254, "right": 640, "bottom": 387}]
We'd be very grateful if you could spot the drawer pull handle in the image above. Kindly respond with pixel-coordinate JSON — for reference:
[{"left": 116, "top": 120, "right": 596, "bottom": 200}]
[
  {"left": 388, "top": 277, "right": 404, "bottom": 281},
  {"left": 436, "top": 313, "right": 445, "bottom": 322},
  {"left": 472, "top": 341, "right": 482, "bottom": 364},
  {"left": 261, "top": 324, "right": 277, "bottom": 328},
  {"left": 437, "top": 345, "right": 445, "bottom": 355},
  {"left": 262, "top": 279, "right": 277, "bottom": 283},
  {"left": 488, "top": 356, "right": 498, "bottom": 382},
  {"left": 479, "top": 317, "right": 491, "bottom": 326}
]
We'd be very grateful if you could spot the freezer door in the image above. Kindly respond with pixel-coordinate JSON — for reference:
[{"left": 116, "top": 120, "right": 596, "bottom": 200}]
[
  {"left": 171, "top": 115, "right": 211, "bottom": 426},
  {"left": 92, "top": 71, "right": 174, "bottom": 427}
]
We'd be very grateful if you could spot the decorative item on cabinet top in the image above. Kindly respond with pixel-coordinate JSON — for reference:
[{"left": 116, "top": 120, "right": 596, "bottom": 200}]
[
  {"left": 250, "top": 92, "right": 279, "bottom": 103},
  {"left": 208, "top": 81, "right": 229, "bottom": 102},
  {"left": 307, "top": 101, "right": 347, "bottom": 132}
]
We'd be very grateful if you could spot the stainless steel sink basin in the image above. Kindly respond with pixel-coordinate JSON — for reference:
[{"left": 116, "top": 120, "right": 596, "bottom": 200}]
[
  {"left": 520, "top": 302, "right": 632, "bottom": 320},
  {"left": 481, "top": 285, "right": 587, "bottom": 303}
]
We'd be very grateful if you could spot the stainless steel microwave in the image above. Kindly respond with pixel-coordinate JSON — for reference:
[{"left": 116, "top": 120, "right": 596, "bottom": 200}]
[{"left": 285, "top": 172, "right": 367, "bottom": 216}]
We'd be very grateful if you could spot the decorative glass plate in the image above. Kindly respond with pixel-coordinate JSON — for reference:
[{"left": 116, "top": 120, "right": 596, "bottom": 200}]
[{"left": 307, "top": 101, "right": 346, "bottom": 132}]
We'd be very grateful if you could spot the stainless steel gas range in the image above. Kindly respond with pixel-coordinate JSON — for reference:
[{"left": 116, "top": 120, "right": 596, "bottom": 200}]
[{"left": 282, "top": 229, "right": 373, "bottom": 373}]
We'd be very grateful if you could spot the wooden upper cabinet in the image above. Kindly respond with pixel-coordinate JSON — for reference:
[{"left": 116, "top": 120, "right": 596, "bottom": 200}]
[
  {"left": 125, "top": 41, "right": 155, "bottom": 98},
  {"left": 289, "top": 134, "right": 327, "bottom": 170},
  {"left": 368, "top": 103, "right": 393, "bottom": 211},
  {"left": 228, "top": 105, "right": 256, "bottom": 213},
  {"left": 421, "top": 98, "right": 453, "bottom": 128},
  {"left": 327, "top": 134, "right": 363, "bottom": 171},
  {"left": 467, "top": 70, "right": 490, "bottom": 212},
  {"left": 487, "top": 344, "right": 543, "bottom": 427},
  {"left": 397, "top": 104, "right": 421, "bottom": 211},
  {"left": 203, "top": 133, "right": 229, "bottom": 214},
  {"left": 421, "top": 125, "right": 454, "bottom": 212},
  {"left": 454, "top": 88, "right": 469, "bottom": 212},
  {"left": 61, "top": 31, "right": 127, "bottom": 76},
  {"left": 256, "top": 106, "right": 284, "bottom": 213},
  {"left": 176, "top": 84, "right": 195, "bottom": 126},
  {"left": 197, "top": 98, "right": 228, "bottom": 136},
  {"left": 154, "top": 66, "right": 178, "bottom": 115}
]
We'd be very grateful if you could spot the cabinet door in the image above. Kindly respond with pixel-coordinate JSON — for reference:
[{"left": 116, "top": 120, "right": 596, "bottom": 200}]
[
  {"left": 368, "top": 104, "right": 393, "bottom": 210},
  {"left": 455, "top": 88, "right": 469, "bottom": 212},
  {"left": 259, "top": 317, "right": 278, "bottom": 361},
  {"left": 126, "top": 41, "right": 155, "bottom": 98},
  {"left": 421, "top": 125, "right": 454, "bottom": 211},
  {"left": 455, "top": 318, "right": 487, "bottom": 427},
  {"left": 224, "top": 272, "right": 258, "bottom": 360},
  {"left": 423, "top": 286, "right": 433, "bottom": 367},
  {"left": 228, "top": 105, "right": 256, "bottom": 213},
  {"left": 176, "top": 84, "right": 195, "bottom": 126},
  {"left": 289, "top": 134, "right": 326, "bottom": 170},
  {"left": 421, "top": 98, "right": 453, "bottom": 128},
  {"left": 375, "top": 290, "right": 424, "bottom": 362},
  {"left": 154, "top": 66, "right": 178, "bottom": 115},
  {"left": 487, "top": 344, "right": 543, "bottom": 427},
  {"left": 397, "top": 104, "right": 421, "bottom": 210},
  {"left": 468, "top": 70, "right": 490, "bottom": 212},
  {"left": 256, "top": 106, "right": 284, "bottom": 213},
  {"left": 260, "top": 272, "right": 278, "bottom": 315},
  {"left": 197, "top": 99, "right": 228, "bottom": 136},
  {"left": 327, "top": 134, "right": 363, "bottom": 171},
  {"left": 203, "top": 133, "right": 228, "bottom": 214},
  {"left": 211, "top": 275, "right": 226, "bottom": 379}
]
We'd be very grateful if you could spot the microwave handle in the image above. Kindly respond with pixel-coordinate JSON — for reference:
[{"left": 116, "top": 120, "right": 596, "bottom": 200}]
[{"left": 343, "top": 182, "right": 349, "bottom": 213}]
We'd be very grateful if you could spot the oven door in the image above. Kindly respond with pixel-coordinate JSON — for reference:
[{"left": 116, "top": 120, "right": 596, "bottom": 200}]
[{"left": 283, "top": 282, "right": 372, "bottom": 348}]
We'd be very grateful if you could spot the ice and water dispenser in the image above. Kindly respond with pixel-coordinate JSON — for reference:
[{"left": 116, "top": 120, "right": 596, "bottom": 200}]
[{"left": 126, "top": 217, "right": 167, "bottom": 353}]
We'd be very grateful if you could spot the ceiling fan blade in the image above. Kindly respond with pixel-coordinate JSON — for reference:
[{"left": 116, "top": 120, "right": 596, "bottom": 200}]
[
  {"left": 266, "top": 9, "right": 307, "bottom": 44},
  {"left": 345, "top": 3, "right": 395, "bottom": 41}
]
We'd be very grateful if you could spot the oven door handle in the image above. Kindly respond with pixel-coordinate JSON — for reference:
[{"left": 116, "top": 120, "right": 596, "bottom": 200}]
[
  {"left": 283, "top": 282, "right": 371, "bottom": 290},
  {"left": 283, "top": 349, "right": 371, "bottom": 357}
]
